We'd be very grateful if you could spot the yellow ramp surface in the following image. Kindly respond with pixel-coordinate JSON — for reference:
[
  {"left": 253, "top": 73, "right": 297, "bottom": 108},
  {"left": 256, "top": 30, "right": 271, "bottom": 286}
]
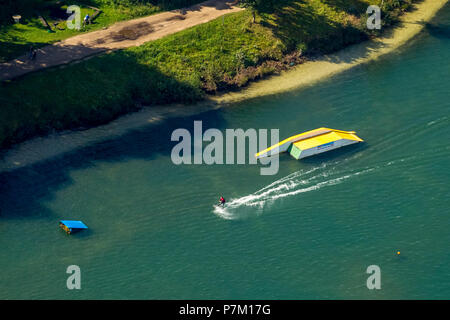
[
  {"left": 255, "top": 128, "right": 331, "bottom": 158},
  {"left": 255, "top": 128, "right": 363, "bottom": 158},
  {"left": 293, "top": 131, "right": 363, "bottom": 150}
]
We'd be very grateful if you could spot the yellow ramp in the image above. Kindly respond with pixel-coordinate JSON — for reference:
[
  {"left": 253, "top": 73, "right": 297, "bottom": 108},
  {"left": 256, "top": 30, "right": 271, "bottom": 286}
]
[
  {"left": 255, "top": 128, "right": 332, "bottom": 158},
  {"left": 293, "top": 131, "right": 362, "bottom": 150},
  {"left": 255, "top": 128, "right": 363, "bottom": 159}
]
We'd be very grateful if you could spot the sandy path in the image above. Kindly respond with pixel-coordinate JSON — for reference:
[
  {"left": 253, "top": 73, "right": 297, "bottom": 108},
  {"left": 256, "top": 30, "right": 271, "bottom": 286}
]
[{"left": 0, "top": 0, "right": 242, "bottom": 81}]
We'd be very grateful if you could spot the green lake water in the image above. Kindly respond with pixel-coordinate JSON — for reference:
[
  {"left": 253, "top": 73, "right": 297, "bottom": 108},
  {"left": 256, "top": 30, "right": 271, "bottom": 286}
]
[{"left": 0, "top": 5, "right": 449, "bottom": 299}]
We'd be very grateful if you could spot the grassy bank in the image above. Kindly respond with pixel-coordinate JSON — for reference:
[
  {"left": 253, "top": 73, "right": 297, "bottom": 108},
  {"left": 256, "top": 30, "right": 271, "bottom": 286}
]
[
  {"left": 0, "top": 0, "right": 204, "bottom": 62},
  {"left": 0, "top": 0, "right": 420, "bottom": 149}
]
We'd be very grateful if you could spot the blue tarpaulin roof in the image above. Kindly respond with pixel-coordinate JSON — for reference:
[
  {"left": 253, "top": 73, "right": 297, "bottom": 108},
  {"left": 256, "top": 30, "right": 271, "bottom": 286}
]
[{"left": 60, "top": 220, "right": 88, "bottom": 229}]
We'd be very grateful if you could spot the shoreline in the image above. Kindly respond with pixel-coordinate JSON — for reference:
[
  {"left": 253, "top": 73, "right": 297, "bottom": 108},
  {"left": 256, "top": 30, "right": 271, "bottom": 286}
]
[
  {"left": 0, "top": 0, "right": 447, "bottom": 171},
  {"left": 211, "top": 0, "right": 447, "bottom": 104}
]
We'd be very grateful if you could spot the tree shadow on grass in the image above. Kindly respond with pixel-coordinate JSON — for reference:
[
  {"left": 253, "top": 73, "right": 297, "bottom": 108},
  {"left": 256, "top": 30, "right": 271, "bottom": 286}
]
[
  {"left": 321, "top": 0, "right": 370, "bottom": 16},
  {"left": 260, "top": 0, "right": 369, "bottom": 55},
  {"left": 0, "top": 20, "right": 52, "bottom": 62},
  {"left": 0, "top": 40, "right": 49, "bottom": 64},
  {"left": 260, "top": 0, "right": 409, "bottom": 65},
  {"left": 176, "top": 0, "right": 239, "bottom": 14}
]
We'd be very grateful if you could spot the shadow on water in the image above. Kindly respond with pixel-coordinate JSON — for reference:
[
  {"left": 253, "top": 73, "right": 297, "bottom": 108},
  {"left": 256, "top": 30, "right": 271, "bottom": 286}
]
[
  {"left": 0, "top": 102, "right": 370, "bottom": 221},
  {"left": 399, "top": 20, "right": 450, "bottom": 40},
  {"left": 425, "top": 23, "right": 450, "bottom": 39},
  {"left": 400, "top": 1, "right": 450, "bottom": 40},
  {"left": 0, "top": 107, "right": 227, "bottom": 220}
]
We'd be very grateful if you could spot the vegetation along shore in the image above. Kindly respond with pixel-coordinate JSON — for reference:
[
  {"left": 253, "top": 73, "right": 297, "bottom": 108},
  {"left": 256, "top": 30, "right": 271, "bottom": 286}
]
[{"left": 0, "top": 0, "right": 443, "bottom": 150}]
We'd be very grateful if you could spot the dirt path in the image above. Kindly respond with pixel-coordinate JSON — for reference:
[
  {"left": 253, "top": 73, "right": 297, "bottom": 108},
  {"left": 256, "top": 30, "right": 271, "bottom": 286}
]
[{"left": 0, "top": 0, "right": 242, "bottom": 81}]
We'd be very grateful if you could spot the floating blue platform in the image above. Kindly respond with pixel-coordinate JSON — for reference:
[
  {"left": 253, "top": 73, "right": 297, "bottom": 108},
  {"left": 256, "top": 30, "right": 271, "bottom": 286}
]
[{"left": 59, "top": 220, "right": 88, "bottom": 234}]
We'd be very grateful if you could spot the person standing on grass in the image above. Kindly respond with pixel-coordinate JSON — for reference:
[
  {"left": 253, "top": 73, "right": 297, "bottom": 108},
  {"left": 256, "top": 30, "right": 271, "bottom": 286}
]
[{"left": 83, "top": 14, "right": 90, "bottom": 27}]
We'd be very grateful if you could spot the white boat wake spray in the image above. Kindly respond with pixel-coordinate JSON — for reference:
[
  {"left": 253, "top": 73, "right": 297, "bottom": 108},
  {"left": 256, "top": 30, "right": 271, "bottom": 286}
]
[
  {"left": 212, "top": 153, "right": 419, "bottom": 220},
  {"left": 213, "top": 163, "right": 374, "bottom": 220}
]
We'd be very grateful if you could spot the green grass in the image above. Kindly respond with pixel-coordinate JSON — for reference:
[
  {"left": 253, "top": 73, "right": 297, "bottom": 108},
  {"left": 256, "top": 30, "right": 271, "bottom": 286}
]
[
  {"left": 122, "top": 0, "right": 415, "bottom": 88},
  {"left": 0, "top": 0, "right": 418, "bottom": 148},
  {"left": 0, "top": 0, "right": 204, "bottom": 62},
  {"left": 130, "top": 9, "right": 286, "bottom": 90}
]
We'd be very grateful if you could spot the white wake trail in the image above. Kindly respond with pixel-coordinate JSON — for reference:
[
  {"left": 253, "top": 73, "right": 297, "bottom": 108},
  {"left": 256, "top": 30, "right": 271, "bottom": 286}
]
[{"left": 213, "top": 165, "right": 375, "bottom": 220}]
